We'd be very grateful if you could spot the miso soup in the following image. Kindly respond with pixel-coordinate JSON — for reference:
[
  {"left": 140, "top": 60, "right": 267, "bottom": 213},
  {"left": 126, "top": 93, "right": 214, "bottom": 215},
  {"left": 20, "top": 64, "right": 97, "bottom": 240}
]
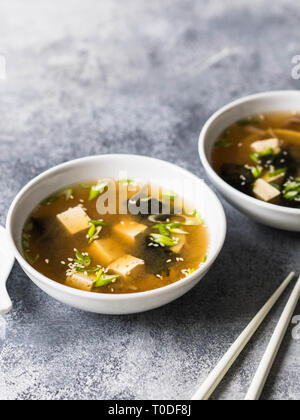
[
  {"left": 22, "top": 179, "right": 209, "bottom": 294},
  {"left": 212, "top": 112, "right": 300, "bottom": 208}
]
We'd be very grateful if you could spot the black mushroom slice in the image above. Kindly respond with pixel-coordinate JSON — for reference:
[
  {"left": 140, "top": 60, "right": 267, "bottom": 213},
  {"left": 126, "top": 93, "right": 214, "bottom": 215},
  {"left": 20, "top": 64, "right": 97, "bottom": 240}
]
[{"left": 220, "top": 164, "right": 255, "bottom": 195}]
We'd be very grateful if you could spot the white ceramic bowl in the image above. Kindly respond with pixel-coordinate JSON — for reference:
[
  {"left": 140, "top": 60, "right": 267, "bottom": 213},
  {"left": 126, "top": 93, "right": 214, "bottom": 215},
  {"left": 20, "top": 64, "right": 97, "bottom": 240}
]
[
  {"left": 199, "top": 91, "right": 300, "bottom": 232},
  {"left": 6, "top": 154, "right": 226, "bottom": 314}
]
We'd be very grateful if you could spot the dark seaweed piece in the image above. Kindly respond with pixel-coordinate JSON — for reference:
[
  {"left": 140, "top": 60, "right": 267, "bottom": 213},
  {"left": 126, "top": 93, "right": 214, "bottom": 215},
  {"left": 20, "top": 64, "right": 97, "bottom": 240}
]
[
  {"left": 281, "top": 197, "right": 300, "bottom": 209},
  {"left": 273, "top": 149, "right": 298, "bottom": 178},
  {"left": 31, "top": 217, "right": 48, "bottom": 236},
  {"left": 221, "top": 164, "right": 255, "bottom": 195},
  {"left": 142, "top": 236, "right": 175, "bottom": 276},
  {"left": 31, "top": 216, "right": 60, "bottom": 240},
  {"left": 260, "top": 154, "right": 276, "bottom": 169}
]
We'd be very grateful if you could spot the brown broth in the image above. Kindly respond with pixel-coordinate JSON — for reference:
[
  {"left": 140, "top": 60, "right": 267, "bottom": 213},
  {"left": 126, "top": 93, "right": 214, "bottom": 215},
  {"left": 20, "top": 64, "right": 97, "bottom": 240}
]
[
  {"left": 212, "top": 112, "right": 300, "bottom": 207},
  {"left": 22, "top": 180, "right": 209, "bottom": 294}
]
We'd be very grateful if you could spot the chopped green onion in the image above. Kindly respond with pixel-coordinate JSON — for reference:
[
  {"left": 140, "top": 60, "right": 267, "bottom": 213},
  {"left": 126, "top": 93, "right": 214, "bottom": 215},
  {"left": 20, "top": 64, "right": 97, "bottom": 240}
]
[
  {"left": 259, "top": 147, "right": 274, "bottom": 157},
  {"left": 22, "top": 233, "right": 30, "bottom": 250},
  {"left": 250, "top": 148, "right": 274, "bottom": 165},
  {"left": 89, "top": 220, "right": 110, "bottom": 227},
  {"left": 188, "top": 268, "right": 196, "bottom": 275},
  {"left": 88, "top": 181, "right": 108, "bottom": 201},
  {"left": 153, "top": 223, "right": 170, "bottom": 236},
  {"left": 119, "top": 179, "right": 133, "bottom": 184},
  {"left": 74, "top": 249, "right": 91, "bottom": 267},
  {"left": 269, "top": 168, "right": 287, "bottom": 177},
  {"left": 94, "top": 269, "right": 120, "bottom": 288},
  {"left": 152, "top": 222, "right": 188, "bottom": 236},
  {"left": 41, "top": 188, "right": 73, "bottom": 205},
  {"left": 215, "top": 139, "right": 232, "bottom": 148},
  {"left": 150, "top": 233, "right": 177, "bottom": 247},
  {"left": 269, "top": 182, "right": 280, "bottom": 191},
  {"left": 25, "top": 252, "right": 40, "bottom": 265},
  {"left": 162, "top": 191, "right": 177, "bottom": 200},
  {"left": 250, "top": 153, "right": 260, "bottom": 164},
  {"left": 203, "top": 255, "right": 208, "bottom": 263},
  {"left": 88, "top": 226, "right": 102, "bottom": 244},
  {"left": 284, "top": 191, "right": 298, "bottom": 200},
  {"left": 284, "top": 181, "right": 300, "bottom": 192},
  {"left": 192, "top": 209, "right": 203, "bottom": 224},
  {"left": 23, "top": 221, "right": 33, "bottom": 233},
  {"left": 251, "top": 166, "right": 263, "bottom": 179},
  {"left": 168, "top": 227, "right": 189, "bottom": 235},
  {"left": 283, "top": 179, "right": 300, "bottom": 201},
  {"left": 222, "top": 128, "right": 231, "bottom": 138},
  {"left": 237, "top": 118, "right": 259, "bottom": 126}
]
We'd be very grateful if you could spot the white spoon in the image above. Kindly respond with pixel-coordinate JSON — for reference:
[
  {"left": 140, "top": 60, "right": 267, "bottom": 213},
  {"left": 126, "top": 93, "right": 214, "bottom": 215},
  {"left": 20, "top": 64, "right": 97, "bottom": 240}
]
[{"left": 0, "top": 225, "right": 14, "bottom": 314}]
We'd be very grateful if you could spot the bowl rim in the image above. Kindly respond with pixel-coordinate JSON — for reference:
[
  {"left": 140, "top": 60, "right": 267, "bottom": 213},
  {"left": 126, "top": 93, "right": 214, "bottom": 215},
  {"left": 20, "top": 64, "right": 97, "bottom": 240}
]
[
  {"left": 199, "top": 90, "right": 300, "bottom": 216},
  {"left": 6, "top": 153, "right": 227, "bottom": 301}
]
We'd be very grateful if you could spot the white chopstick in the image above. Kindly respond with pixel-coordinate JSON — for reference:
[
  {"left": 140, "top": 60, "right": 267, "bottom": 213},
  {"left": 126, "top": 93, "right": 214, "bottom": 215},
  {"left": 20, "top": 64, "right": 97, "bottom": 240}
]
[
  {"left": 191, "top": 272, "right": 295, "bottom": 400},
  {"left": 245, "top": 275, "right": 300, "bottom": 400}
]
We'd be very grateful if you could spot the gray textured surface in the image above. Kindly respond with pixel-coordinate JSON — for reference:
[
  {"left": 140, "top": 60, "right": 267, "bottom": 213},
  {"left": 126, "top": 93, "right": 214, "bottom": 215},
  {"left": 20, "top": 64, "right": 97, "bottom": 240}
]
[{"left": 0, "top": 0, "right": 299, "bottom": 400}]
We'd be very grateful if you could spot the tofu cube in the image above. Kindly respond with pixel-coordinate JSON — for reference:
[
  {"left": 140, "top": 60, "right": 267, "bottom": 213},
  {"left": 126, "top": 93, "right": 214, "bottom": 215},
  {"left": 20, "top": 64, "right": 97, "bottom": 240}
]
[
  {"left": 171, "top": 234, "right": 186, "bottom": 254},
  {"left": 253, "top": 179, "right": 281, "bottom": 203},
  {"left": 251, "top": 138, "right": 280, "bottom": 155},
  {"left": 57, "top": 206, "right": 90, "bottom": 235},
  {"left": 89, "top": 238, "right": 124, "bottom": 266},
  {"left": 113, "top": 220, "right": 147, "bottom": 245},
  {"left": 108, "top": 254, "right": 144, "bottom": 279},
  {"left": 65, "top": 272, "right": 95, "bottom": 292}
]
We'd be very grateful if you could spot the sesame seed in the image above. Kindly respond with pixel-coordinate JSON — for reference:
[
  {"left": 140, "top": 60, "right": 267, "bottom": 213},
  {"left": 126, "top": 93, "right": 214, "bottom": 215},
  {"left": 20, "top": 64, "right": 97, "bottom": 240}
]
[
  {"left": 61, "top": 261, "right": 66, "bottom": 265},
  {"left": 45, "top": 259, "right": 49, "bottom": 264}
]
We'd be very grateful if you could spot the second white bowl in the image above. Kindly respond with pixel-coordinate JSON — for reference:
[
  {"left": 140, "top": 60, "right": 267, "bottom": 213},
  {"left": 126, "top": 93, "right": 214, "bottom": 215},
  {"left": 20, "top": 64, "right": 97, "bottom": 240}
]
[{"left": 199, "top": 91, "right": 300, "bottom": 232}]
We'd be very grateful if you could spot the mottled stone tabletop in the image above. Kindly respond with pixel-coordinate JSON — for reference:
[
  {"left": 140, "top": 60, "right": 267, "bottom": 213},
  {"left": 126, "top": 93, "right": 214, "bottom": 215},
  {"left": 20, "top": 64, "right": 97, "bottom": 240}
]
[{"left": 0, "top": 0, "right": 299, "bottom": 400}]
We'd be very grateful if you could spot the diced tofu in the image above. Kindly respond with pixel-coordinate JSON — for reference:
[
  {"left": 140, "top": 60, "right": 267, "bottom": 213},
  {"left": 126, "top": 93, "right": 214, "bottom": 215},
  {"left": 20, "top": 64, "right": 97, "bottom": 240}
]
[
  {"left": 89, "top": 238, "right": 124, "bottom": 266},
  {"left": 251, "top": 138, "right": 280, "bottom": 154},
  {"left": 65, "top": 272, "right": 95, "bottom": 292},
  {"left": 57, "top": 206, "right": 90, "bottom": 235},
  {"left": 108, "top": 254, "right": 144, "bottom": 279},
  {"left": 253, "top": 179, "right": 281, "bottom": 203},
  {"left": 171, "top": 234, "right": 186, "bottom": 254},
  {"left": 113, "top": 220, "right": 147, "bottom": 245},
  {"left": 262, "top": 171, "right": 285, "bottom": 185}
]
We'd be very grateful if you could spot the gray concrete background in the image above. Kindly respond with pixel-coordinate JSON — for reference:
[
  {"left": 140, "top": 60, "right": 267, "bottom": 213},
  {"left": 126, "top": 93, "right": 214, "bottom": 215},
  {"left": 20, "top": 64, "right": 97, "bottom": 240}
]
[{"left": 0, "top": 0, "right": 299, "bottom": 400}]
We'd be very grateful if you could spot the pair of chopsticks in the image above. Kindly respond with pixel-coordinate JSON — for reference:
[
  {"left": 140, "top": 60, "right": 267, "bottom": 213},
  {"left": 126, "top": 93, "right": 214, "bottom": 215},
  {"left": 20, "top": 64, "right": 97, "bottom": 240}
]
[{"left": 192, "top": 272, "right": 300, "bottom": 400}]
